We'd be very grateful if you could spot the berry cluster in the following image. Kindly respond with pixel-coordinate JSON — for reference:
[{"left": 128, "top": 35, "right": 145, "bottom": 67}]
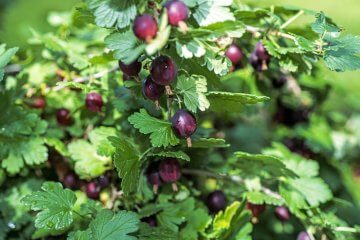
[
  {"left": 62, "top": 172, "right": 111, "bottom": 200},
  {"left": 147, "top": 158, "right": 181, "bottom": 192}
]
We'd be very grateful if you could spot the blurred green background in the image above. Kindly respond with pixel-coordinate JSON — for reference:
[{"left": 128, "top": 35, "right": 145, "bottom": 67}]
[{"left": 0, "top": 0, "right": 359, "bottom": 112}]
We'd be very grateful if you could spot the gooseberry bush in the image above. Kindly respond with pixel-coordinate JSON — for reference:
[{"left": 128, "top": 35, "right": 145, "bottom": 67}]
[{"left": 1, "top": 0, "right": 360, "bottom": 239}]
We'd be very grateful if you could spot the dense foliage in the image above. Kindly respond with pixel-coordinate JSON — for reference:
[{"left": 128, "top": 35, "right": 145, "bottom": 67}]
[{"left": 1, "top": 0, "right": 360, "bottom": 239}]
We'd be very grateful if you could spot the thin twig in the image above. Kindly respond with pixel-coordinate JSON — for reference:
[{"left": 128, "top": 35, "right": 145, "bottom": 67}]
[
  {"left": 280, "top": 10, "right": 305, "bottom": 29},
  {"left": 182, "top": 168, "right": 283, "bottom": 200},
  {"left": 109, "top": 185, "right": 123, "bottom": 210},
  {"left": 53, "top": 66, "right": 119, "bottom": 91},
  {"left": 246, "top": 25, "right": 296, "bottom": 41}
]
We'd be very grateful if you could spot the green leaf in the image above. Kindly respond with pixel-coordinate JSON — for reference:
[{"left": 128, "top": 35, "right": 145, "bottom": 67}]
[
  {"left": 89, "top": 209, "right": 139, "bottom": 240},
  {"left": 0, "top": 45, "right": 18, "bottom": 81},
  {"left": 193, "top": 0, "right": 235, "bottom": 27},
  {"left": 289, "top": 178, "right": 333, "bottom": 207},
  {"left": 183, "top": 0, "right": 197, "bottom": 7},
  {"left": 234, "top": 9, "right": 270, "bottom": 25},
  {"left": 88, "top": 126, "right": 117, "bottom": 157},
  {"left": 176, "top": 74, "right": 209, "bottom": 113},
  {"left": 157, "top": 198, "right": 199, "bottom": 232},
  {"left": 311, "top": 12, "right": 340, "bottom": 37},
  {"left": 200, "top": 20, "right": 246, "bottom": 38},
  {"left": 110, "top": 136, "right": 141, "bottom": 195},
  {"left": 86, "top": 0, "right": 136, "bottom": 29},
  {"left": 2, "top": 138, "right": 48, "bottom": 174},
  {"left": 180, "top": 208, "right": 211, "bottom": 240},
  {"left": 138, "top": 223, "right": 178, "bottom": 240},
  {"left": 279, "top": 183, "right": 308, "bottom": 212},
  {"left": 68, "top": 230, "right": 91, "bottom": 240},
  {"left": 264, "top": 143, "right": 320, "bottom": 178},
  {"left": 44, "top": 137, "right": 69, "bottom": 157},
  {"left": 55, "top": 81, "right": 90, "bottom": 91},
  {"left": 68, "top": 139, "right": 111, "bottom": 180},
  {"left": 206, "top": 92, "right": 269, "bottom": 113},
  {"left": 128, "top": 109, "right": 180, "bottom": 148},
  {"left": 176, "top": 40, "right": 206, "bottom": 59},
  {"left": 190, "top": 138, "right": 229, "bottom": 148},
  {"left": 105, "top": 30, "right": 146, "bottom": 65},
  {"left": 244, "top": 191, "right": 284, "bottom": 206},
  {"left": 0, "top": 179, "right": 42, "bottom": 228},
  {"left": 202, "top": 51, "right": 231, "bottom": 76},
  {"left": 21, "top": 182, "right": 77, "bottom": 230},
  {"left": 211, "top": 201, "right": 252, "bottom": 240},
  {"left": 148, "top": 150, "right": 190, "bottom": 161},
  {"left": 233, "top": 152, "right": 296, "bottom": 179},
  {"left": 323, "top": 35, "right": 360, "bottom": 72}
]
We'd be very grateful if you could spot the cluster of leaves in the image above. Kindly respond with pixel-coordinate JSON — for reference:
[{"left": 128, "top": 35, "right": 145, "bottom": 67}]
[{"left": 0, "top": 0, "right": 360, "bottom": 240}]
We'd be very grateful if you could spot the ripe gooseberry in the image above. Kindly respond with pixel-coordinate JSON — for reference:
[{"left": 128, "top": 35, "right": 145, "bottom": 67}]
[
  {"left": 150, "top": 55, "right": 177, "bottom": 95},
  {"left": 171, "top": 109, "right": 197, "bottom": 147},
  {"left": 165, "top": 0, "right": 189, "bottom": 32},
  {"left": 225, "top": 44, "right": 243, "bottom": 65},
  {"left": 85, "top": 92, "right": 103, "bottom": 112},
  {"left": 146, "top": 162, "right": 163, "bottom": 194},
  {"left": 85, "top": 182, "right": 100, "bottom": 200},
  {"left": 206, "top": 190, "right": 227, "bottom": 213},
  {"left": 56, "top": 108, "right": 72, "bottom": 126},
  {"left": 133, "top": 14, "right": 158, "bottom": 42},
  {"left": 142, "top": 76, "right": 165, "bottom": 109},
  {"left": 159, "top": 158, "right": 181, "bottom": 191},
  {"left": 274, "top": 206, "right": 290, "bottom": 222}
]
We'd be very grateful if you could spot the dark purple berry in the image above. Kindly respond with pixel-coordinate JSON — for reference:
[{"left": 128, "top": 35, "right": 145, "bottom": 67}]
[
  {"left": 274, "top": 206, "right": 290, "bottom": 221},
  {"left": 119, "top": 61, "right": 142, "bottom": 77},
  {"left": 146, "top": 162, "right": 163, "bottom": 194},
  {"left": 246, "top": 202, "right": 266, "bottom": 218},
  {"left": 255, "top": 42, "right": 270, "bottom": 61},
  {"left": 63, "top": 173, "right": 77, "bottom": 189},
  {"left": 150, "top": 56, "right": 177, "bottom": 86},
  {"left": 141, "top": 215, "right": 157, "bottom": 227},
  {"left": 250, "top": 42, "right": 270, "bottom": 72},
  {"left": 85, "top": 182, "right": 100, "bottom": 199},
  {"left": 283, "top": 138, "right": 314, "bottom": 158},
  {"left": 142, "top": 76, "right": 165, "bottom": 101},
  {"left": 133, "top": 14, "right": 158, "bottom": 42},
  {"left": 97, "top": 175, "right": 110, "bottom": 189},
  {"left": 225, "top": 44, "right": 243, "bottom": 65},
  {"left": 159, "top": 159, "right": 181, "bottom": 190},
  {"left": 249, "top": 52, "right": 261, "bottom": 71},
  {"left": 206, "top": 190, "right": 227, "bottom": 213},
  {"left": 56, "top": 108, "right": 72, "bottom": 126},
  {"left": 31, "top": 97, "right": 46, "bottom": 109},
  {"left": 165, "top": 0, "right": 189, "bottom": 26},
  {"left": 297, "top": 231, "right": 311, "bottom": 240},
  {"left": 85, "top": 92, "right": 103, "bottom": 112},
  {"left": 171, "top": 110, "right": 197, "bottom": 147},
  {"left": 274, "top": 101, "right": 310, "bottom": 127}
]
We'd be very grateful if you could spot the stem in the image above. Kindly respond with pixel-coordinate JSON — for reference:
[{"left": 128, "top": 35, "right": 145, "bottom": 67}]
[
  {"left": 182, "top": 168, "right": 283, "bottom": 200},
  {"left": 280, "top": 10, "right": 304, "bottom": 30},
  {"left": 73, "top": 210, "right": 89, "bottom": 220},
  {"left": 53, "top": 66, "right": 119, "bottom": 91},
  {"left": 334, "top": 227, "right": 358, "bottom": 233},
  {"left": 109, "top": 185, "right": 123, "bottom": 210},
  {"left": 140, "top": 147, "right": 155, "bottom": 161},
  {"left": 246, "top": 25, "right": 295, "bottom": 41},
  {"left": 166, "top": 97, "right": 172, "bottom": 120}
]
